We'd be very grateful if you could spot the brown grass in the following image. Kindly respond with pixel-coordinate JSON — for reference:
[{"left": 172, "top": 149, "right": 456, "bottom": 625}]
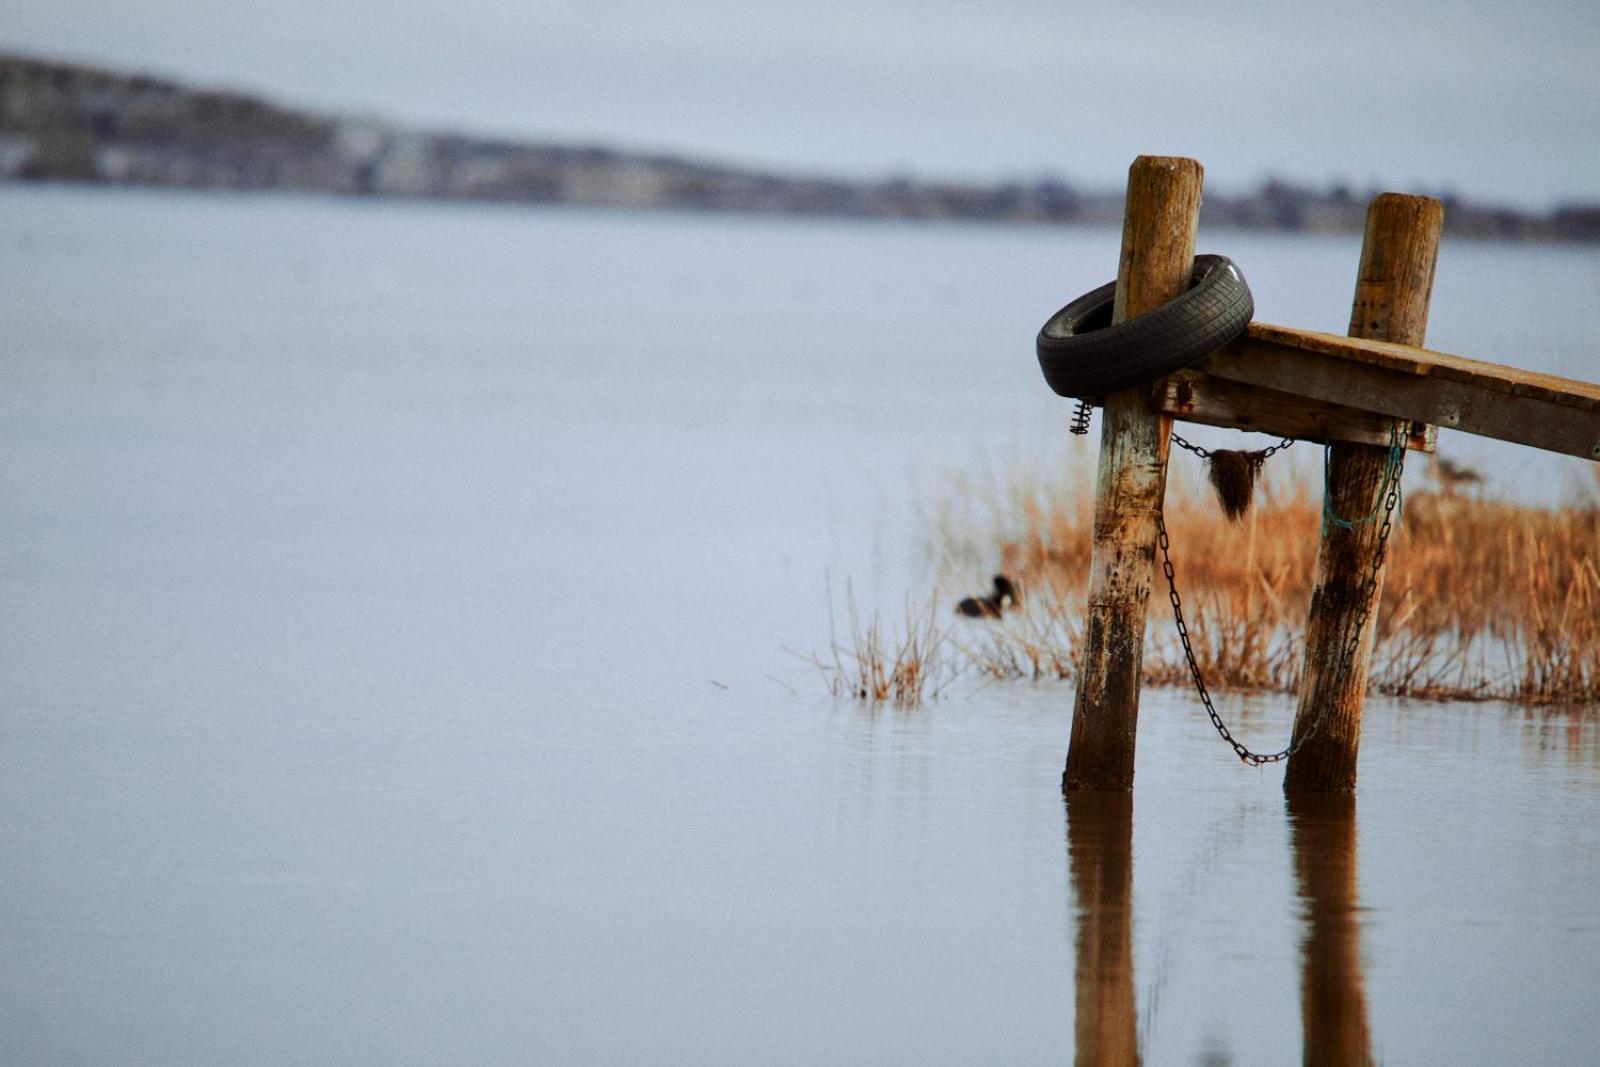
[
  {"left": 810, "top": 585, "right": 959, "bottom": 707},
  {"left": 910, "top": 448, "right": 1600, "bottom": 707}
]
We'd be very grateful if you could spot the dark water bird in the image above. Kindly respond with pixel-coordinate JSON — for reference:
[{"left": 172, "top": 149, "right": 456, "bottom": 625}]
[
  {"left": 956, "top": 574, "right": 1017, "bottom": 618},
  {"left": 1436, "top": 457, "right": 1483, "bottom": 494}
]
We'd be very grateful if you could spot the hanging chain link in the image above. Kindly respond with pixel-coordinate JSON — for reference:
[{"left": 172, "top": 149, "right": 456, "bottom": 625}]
[
  {"left": 1157, "top": 427, "right": 1404, "bottom": 766},
  {"left": 1171, "top": 432, "right": 1295, "bottom": 462}
]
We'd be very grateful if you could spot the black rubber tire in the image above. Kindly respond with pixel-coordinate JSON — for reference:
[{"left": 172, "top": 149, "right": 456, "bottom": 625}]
[{"left": 1035, "top": 254, "right": 1254, "bottom": 399}]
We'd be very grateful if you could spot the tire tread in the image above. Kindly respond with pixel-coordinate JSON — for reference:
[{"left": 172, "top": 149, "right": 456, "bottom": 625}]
[{"left": 1035, "top": 255, "right": 1254, "bottom": 398}]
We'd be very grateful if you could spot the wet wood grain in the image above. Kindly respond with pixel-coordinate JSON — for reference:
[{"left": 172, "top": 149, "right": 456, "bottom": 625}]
[
  {"left": 1284, "top": 194, "right": 1442, "bottom": 793},
  {"left": 1064, "top": 156, "right": 1200, "bottom": 792},
  {"left": 1202, "top": 326, "right": 1600, "bottom": 461}
]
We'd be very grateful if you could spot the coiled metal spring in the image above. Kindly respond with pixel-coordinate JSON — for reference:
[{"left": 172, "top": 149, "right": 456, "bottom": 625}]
[{"left": 1069, "top": 399, "right": 1094, "bottom": 435}]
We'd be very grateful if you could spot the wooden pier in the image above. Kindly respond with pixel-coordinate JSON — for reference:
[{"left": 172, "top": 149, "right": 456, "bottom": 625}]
[{"left": 1061, "top": 155, "right": 1600, "bottom": 794}]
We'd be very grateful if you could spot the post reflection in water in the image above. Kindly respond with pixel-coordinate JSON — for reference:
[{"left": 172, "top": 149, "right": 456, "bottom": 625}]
[
  {"left": 1287, "top": 793, "right": 1373, "bottom": 1067},
  {"left": 1065, "top": 789, "right": 1377, "bottom": 1065},
  {"left": 1065, "top": 792, "right": 1139, "bottom": 1067}
]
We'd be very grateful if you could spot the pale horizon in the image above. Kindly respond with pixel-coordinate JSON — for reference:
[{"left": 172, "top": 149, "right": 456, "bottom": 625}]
[{"left": 5, "top": 0, "right": 1598, "bottom": 210}]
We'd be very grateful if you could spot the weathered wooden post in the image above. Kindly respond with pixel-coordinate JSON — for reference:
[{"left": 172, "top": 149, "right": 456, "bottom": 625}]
[
  {"left": 1063, "top": 155, "right": 1203, "bottom": 792},
  {"left": 1283, "top": 194, "right": 1443, "bottom": 793}
]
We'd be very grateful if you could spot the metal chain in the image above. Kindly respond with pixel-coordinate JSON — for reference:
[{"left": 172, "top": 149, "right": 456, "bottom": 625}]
[
  {"left": 1256, "top": 437, "right": 1297, "bottom": 462},
  {"left": 1157, "top": 427, "right": 1404, "bottom": 766},
  {"left": 1171, "top": 432, "right": 1295, "bottom": 462}
]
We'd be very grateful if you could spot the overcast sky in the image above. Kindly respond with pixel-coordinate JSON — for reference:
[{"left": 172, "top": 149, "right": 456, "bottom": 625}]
[{"left": 7, "top": 0, "right": 1598, "bottom": 207}]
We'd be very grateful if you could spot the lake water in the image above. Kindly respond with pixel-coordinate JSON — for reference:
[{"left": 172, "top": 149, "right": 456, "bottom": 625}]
[{"left": 2, "top": 186, "right": 1598, "bottom": 1064}]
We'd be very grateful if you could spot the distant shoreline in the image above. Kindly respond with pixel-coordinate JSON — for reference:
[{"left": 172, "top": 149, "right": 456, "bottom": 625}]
[{"left": 5, "top": 52, "right": 1598, "bottom": 244}]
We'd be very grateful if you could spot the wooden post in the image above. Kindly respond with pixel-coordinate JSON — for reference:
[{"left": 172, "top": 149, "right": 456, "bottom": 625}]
[
  {"left": 1283, "top": 194, "right": 1443, "bottom": 793},
  {"left": 1063, "top": 155, "right": 1203, "bottom": 792}
]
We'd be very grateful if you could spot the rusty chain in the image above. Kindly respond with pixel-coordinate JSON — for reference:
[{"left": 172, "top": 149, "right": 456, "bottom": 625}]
[
  {"left": 1157, "top": 425, "right": 1405, "bottom": 765},
  {"left": 1170, "top": 432, "right": 1295, "bottom": 462}
]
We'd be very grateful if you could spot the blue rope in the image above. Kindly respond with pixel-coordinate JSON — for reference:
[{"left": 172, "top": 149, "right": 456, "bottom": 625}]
[{"left": 1322, "top": 424, "right": 1406, "bottom": 531}]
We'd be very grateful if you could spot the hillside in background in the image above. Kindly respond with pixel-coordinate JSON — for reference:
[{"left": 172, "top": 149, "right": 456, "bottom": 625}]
[{"left": 4, "top": 52, "right": 1598, "bottom": 241}]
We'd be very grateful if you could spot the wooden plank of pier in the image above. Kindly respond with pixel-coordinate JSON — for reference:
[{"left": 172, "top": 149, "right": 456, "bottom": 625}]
[
  {"left": 1200, "top": 322, "right": 1600, "bottom": 461},
  {"left": 1154, "top": 369, "right": 1438, "bottom": 453}
]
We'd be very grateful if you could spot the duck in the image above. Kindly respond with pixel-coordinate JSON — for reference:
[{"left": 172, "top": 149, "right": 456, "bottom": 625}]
[{"left": 956, "top": 574, "right": 1017, "bottom": 618}]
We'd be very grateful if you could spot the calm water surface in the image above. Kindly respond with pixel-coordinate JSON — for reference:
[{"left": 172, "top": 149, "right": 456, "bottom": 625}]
[{"left": 2, "top": 187, "right": 1598, "bottom": 1064}]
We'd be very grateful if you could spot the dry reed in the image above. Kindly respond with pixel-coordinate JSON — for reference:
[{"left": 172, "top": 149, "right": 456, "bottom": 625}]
[
  {"left": 810, "top": 585, "right": 960, "bottom": 707},
  {"left": 834, "top": 446, "right": 1599, "bottom": 708}
]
